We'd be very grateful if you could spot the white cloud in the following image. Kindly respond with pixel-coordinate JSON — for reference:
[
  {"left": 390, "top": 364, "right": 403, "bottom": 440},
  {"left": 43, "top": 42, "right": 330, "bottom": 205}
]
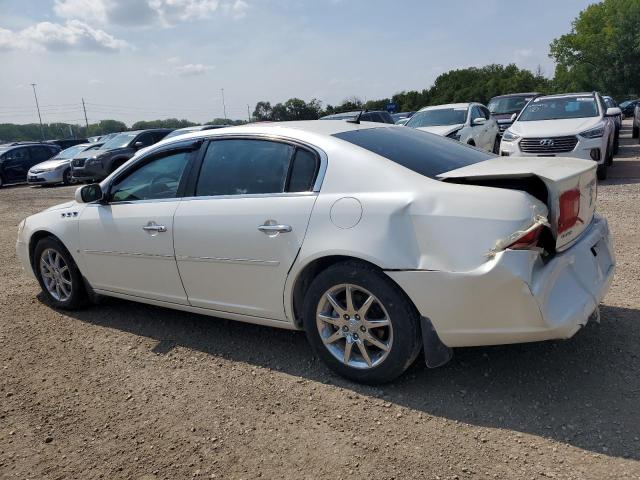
[
  {"left": 514, "top": 48, "right": 535, "bottom": 60},
  {"left": 174, "top": 63, "right": 214, "bottom": 76},
  {"left": 0, "top": 19, "right": 128, "bottom": 52},
  {"left": 53, "top": 0, "right": 248, "bottom": 26}
]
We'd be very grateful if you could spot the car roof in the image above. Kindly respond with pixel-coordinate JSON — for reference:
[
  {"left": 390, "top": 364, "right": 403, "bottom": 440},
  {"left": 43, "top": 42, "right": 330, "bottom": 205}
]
[{"left": 536, "top": 92, "right": 596, "bottom": 99}]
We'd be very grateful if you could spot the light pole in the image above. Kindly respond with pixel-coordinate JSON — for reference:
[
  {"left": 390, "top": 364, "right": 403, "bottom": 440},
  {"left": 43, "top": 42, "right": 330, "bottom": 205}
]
[
  {"left": 221, "top": 88, "right": 227, "bottom": 122},
  {"left": 31, "top": 83, "right": 44, "bottom": 141}
]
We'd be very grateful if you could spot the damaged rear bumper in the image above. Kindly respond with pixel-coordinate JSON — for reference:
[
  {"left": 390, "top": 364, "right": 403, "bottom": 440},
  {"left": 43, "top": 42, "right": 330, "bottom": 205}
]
[{"left": 387, "top": 214, "right": 615, "bottom": 348}]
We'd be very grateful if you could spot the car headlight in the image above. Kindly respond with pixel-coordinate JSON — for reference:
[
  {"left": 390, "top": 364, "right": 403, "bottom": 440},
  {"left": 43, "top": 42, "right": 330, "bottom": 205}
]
[
  {"left": 579, "top": 123, "right": 605, "bottom": 138},
  {"left": 447, "top": 129, "right": 462, "bottom": 141},
  {"left": 502, "top": 129, "right": 520, "bottom": 142}
]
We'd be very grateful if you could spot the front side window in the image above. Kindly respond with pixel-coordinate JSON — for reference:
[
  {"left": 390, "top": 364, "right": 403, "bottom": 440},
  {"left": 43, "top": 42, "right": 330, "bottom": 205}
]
[
  {"left": 406, "top": 108, "right": 467, "bottom": 128},
  {"left": 5, "top": 148, "right": 29, "bottom": 163},
  {"left": 109, "top": 150, "right": 190, "bottom": 202},
  {"left": 196, "top": 139, "right": 294, "bottom": 196},
  {"left": 519, "top": 96, "right": 599, "bottom": 121}
]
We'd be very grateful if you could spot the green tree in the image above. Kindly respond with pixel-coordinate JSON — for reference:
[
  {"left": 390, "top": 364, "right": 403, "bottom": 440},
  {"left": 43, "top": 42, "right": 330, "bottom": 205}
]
[{"left": 549, "top": 0, "right": 640, "bottom": 98}]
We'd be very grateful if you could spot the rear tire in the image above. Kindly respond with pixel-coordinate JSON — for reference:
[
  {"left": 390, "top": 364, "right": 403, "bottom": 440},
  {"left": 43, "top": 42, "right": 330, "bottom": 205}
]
[
  {"left": 302, "top": 261, "right": 422, "bottom": 384},
  {"left": 62, "top": 168, "right": 73, "bottom": 186},
  {"left": 633, "top": 125, "right": 639, "bottom": 139},
  {"left": 34, "top": 237, "right": 90, "bottom": 310},
  {"left": 613, "top": 130, "right": 619, "bottom": 155}
]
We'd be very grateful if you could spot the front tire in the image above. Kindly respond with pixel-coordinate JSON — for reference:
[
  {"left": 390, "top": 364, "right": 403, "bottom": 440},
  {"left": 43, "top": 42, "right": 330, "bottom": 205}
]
[
  {"left": 302, "top": 262, "right": 422, "bottom": 384},
  {"left": 597, "top": 162, "right": 608, "bottom": 180},
  {"left": 633, "top": 125, "right": 639, "bottom": 139},
  {"left": 492, "top": 135, "right": 500, "bottom": 154},
  {"left": 34, "top": 237, "right": 89, "bottom": 310},
  {"left": 62, "top": 168, "right": 74, "bottom": 186}
]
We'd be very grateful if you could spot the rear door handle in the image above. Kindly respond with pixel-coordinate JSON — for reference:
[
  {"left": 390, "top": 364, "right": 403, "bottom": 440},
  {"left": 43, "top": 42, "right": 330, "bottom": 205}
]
[
  {"left": 258, "top": 224, "right": 292, "bottom": 234},
  {"left": 143, "top": 222, "right": 167, "bottom": 233}
]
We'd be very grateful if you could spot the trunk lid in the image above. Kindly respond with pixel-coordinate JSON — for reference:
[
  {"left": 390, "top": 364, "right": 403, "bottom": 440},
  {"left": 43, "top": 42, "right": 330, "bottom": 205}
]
[{"left": 438, "top": 156, "right": 598, "bottom": 251}]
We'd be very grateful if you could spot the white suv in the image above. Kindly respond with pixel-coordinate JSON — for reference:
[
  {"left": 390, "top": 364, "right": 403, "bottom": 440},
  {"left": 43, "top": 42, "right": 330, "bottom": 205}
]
[
  {"left": 406, "top": 103, "right": 500, "bottom": 153},
  {"left": 500, "top": 92, "right": 620, "bottom": 180}
]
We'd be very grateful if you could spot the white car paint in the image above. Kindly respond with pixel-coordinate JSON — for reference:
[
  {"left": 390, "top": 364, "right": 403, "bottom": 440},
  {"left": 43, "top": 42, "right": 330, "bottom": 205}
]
[
  {"left": 16, "top": 121, "right": 614, "bottom": 357},
  {"left": 406, "top": 102, "right": 500, "bottom": 152},
  {"left": 500, "top": 93, "right": 620, "bottom": 179}
]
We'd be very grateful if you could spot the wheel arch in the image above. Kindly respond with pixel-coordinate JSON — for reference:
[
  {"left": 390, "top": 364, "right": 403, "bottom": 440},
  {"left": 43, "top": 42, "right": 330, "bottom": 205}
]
[
  {"left": 28, "top": 230, "right": 67, "bottom": 273},
  {"left": 289, "top": 254, "right": 418, "bottom": 329}
]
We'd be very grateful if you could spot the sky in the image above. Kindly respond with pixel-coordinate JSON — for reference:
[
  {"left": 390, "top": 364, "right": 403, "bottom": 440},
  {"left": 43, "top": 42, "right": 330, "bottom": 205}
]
[{"left": 0, "top": 0, "right": 595, "bottom": 125}]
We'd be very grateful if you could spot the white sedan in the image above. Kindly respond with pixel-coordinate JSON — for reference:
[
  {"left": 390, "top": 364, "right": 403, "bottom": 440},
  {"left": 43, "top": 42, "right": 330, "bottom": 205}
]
[
  {"left": 16, "top": 121, "right": 615, "bottom": 383},
  {"left": 406, "top": 102, "right": 500, "bottom": 153}
]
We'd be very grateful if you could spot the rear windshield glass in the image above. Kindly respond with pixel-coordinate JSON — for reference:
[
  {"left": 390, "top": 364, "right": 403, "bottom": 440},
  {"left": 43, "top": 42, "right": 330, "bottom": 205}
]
[{"left": 333, "top": 127, "right": 492, "bottom": 178}]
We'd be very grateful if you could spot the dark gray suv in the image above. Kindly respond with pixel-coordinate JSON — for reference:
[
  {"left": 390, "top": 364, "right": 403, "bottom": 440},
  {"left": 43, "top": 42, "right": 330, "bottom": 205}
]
[{"left": 71, "top": 129, "right": 172, "bottom": 182}]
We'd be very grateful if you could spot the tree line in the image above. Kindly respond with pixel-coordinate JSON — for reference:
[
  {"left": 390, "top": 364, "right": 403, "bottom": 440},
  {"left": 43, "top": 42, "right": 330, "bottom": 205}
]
[{"left": 3, "top": 0, "right": 638, "bottom": 141}]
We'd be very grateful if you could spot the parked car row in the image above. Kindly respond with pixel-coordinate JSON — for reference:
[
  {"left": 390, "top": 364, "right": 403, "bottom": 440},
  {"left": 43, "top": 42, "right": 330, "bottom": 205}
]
[{"left": 1, "top": 125, "right": 234, "bottom": 188}]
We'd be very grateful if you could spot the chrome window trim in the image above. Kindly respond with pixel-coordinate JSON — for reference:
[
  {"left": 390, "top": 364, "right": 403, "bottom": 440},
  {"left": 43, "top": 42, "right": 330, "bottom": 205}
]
[
  {"left": 100, "top": 133, "right": 328, "bottom": 204},
  {"left": 82, "top": 249, "right": 175, "bottom": 260}
]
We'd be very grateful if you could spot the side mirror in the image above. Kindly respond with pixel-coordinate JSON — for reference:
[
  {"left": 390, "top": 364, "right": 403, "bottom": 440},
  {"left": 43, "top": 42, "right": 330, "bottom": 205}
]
[
  {"left": 472, "top": 117, "right": 486, "bottom": 126},
  {"left": 510, "top": 113, "right": 517, "bottom": 122},
  {"left": 606, "top": 107, "right": 622, "bottom": 117},
  {"left": 134, "top": 141, "right": 144, "bottom": 149},
  {"left": 75, "top": 184, "right": 103, "bottom": 204}
]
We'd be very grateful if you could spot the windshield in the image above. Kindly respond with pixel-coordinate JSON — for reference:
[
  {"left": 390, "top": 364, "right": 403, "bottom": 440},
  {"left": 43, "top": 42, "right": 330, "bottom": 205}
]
[
  {"left": 406, "top": 108, "right": 467, "bottom": 128},
  {"left": 101, "top": 132, "right": 136, "bottom": 150},
  {"left": 488, "top": 96, "right": 533, "bottom": 115},
  {"left": 333, "top": 126, "right": 491, "bottom": 179},
  {"left": 55, "top": 144, "right": 87, "bottom": 159},
  {"left": 519, "top": 96, "right": 599, "bottom": 121}
]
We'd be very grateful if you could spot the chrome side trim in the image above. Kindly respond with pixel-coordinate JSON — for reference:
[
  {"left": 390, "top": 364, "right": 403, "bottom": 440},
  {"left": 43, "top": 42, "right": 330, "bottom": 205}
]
[
  {"left": 82, "top": 249, "right": 175, "bottom": 260},
  {"left": 179, "top": 191, "right": 317, "bottom": 202},
  {"left": 176, "top": 255, "right": 279, "bottom": 266}
]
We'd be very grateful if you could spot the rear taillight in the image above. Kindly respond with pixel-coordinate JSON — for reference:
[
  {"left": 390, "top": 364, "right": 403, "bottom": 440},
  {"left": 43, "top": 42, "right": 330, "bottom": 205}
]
[
  {"left": 558, "top": 189, "right": 581, "bottom": 234},
  {"left": 506, "top": 225, "right": 543, "bottom": 250}
]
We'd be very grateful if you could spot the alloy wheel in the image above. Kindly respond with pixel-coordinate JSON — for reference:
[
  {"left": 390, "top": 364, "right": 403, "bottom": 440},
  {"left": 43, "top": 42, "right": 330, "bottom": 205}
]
[
  {"left": 39, "top": 248, "right": 72, "bottom": 302},
  {"left": 315, "top": 283, "right": 393, "bottom": 369}
]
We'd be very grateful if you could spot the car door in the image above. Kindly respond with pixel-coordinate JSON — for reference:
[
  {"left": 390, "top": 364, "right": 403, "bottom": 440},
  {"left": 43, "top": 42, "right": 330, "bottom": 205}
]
[
  {"left": 174, "top": 137, "right": 321, "bottom": 321},
  {"left": 2, "top": 147, "right": 31, "bottom": 183},
  {"left": 480, "top": 106, "right": 498, "bottom": 150},
  {"left": 469, "top": 106, "right": 488, "bottom": 150},
  {"left": 78, "top": 141, "right": 200, "bottom": 304}
]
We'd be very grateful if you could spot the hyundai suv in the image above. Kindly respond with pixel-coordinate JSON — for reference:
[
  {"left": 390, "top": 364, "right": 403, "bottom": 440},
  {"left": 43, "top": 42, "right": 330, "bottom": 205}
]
[
  {"left": 71, "top": 129, "right": 172, "bottom": 182},
  {"left": 500, "top": 92, "right": 620, "bottom": 180}
]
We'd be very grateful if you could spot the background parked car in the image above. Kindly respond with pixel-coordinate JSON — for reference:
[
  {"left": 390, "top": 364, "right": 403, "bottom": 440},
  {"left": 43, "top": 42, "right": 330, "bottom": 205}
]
[
  {"left": 46, "top": 138, "right": 89, "bottom": 150},
  {"left": 603, "top": 95, "right": 621, "bottom": 153},
  {"left": 406, "top": 102, "right": 500, "bottom": 152},
  {"left": 71, "top": 129, "right": 172, "bottom": 182},
  {"left": 320, "top": 110, "right": 395, "bottom": 123},
  {"left": 500, "top": 92, "right": 619, "bottom": 180},
  {"left": 27, "top": 142, "right": 104, "bottom": 186},
  {"left": 0, "top": 143, "right": 60, "bottom": 188},
  {"left": 487, "top": 92, "right": 539, "bottom": 135},
  {"left": 619, "top": 99, "right": 640, "bottom": 117},
  {"left": 391, "top": 111, "right": 415, "bottom": 125},
  {"left": 633, "top": 103, "right": 640, "bottom": 139},
  {"left": 87, "top": 133, "right": 120, "bottom": 144},
  {"left": 164, "top": 125, "right": 230, "bottom": 140}
]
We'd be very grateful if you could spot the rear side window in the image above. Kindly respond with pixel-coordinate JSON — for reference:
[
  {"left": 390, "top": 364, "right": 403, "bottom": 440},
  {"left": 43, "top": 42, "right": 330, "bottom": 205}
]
[
  {"left": 287, "top": 148, "right": 318, "bottom": 192},
  {"left": 333, "top": 127, "right": 492, "bottom": 179},
  {"left": 31, "top": 146, "right": 54, "bottom": 162},
  {"left": 196, "top": 139, "right": 294, "bottom": 196}
]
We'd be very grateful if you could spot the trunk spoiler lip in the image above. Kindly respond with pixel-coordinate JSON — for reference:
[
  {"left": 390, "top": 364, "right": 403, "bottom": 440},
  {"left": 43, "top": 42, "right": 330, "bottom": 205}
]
[{"left": 437, "top": 156, "right": 596, "bottom": 182}]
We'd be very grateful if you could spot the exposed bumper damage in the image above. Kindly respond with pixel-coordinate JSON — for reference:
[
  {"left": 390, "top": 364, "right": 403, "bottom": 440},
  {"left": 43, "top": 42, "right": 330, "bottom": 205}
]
[{"left": 387, "top": 215, "right": 615, "bottom": 349}]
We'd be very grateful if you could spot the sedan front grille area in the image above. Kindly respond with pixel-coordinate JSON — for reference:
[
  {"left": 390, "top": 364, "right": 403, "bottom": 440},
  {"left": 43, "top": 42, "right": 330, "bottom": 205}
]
[
  {"left": 72, "top": 158, "right": 86, "bottom": 167},
  {"left": 520, "top": 136, "right": 578, "bottom": 154}
]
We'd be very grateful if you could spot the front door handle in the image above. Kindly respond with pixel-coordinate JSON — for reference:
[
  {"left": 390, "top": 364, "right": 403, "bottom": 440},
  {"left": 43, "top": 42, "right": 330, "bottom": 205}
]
[
  {"left": 258, "top": 224, "right": 292, "bottom": 234},
  {"left": 142, "top": 222, "right": 167, "bottom": 233}
]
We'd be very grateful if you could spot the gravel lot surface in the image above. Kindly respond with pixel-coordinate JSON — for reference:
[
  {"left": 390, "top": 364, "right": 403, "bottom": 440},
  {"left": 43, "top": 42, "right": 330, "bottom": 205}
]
[{"left": 1, "top": 122, "right": 639, "bottom": 479}]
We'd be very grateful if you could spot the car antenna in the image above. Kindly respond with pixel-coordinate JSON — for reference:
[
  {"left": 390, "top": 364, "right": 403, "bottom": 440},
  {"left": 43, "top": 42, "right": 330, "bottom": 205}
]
[{"left": 347, "top": 108, "right": 367, "bottom": 124}]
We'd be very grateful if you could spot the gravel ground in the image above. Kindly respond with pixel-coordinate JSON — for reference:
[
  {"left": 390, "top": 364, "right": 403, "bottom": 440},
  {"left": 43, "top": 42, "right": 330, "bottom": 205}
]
[{"left": 1, "top": 122, "right": 639, "bottom": 480}]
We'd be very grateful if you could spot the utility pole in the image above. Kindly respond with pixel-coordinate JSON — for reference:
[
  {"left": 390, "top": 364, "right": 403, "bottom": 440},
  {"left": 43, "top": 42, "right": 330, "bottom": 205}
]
[
  {"left": 221, "top": 88, "right": 227, "bottom": 122},
  {"left": 247, "top": 104, "right": 251, "bottom": 123},
  {"left": 30, "top": 83, "right": 44, "bottom": 141},
  {"left": 82, "top": 98, "right": 89, "bottom": 136}
]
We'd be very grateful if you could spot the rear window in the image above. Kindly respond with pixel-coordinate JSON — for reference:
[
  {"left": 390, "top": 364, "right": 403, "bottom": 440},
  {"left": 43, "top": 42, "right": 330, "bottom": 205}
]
[{"left": 333, "top": 127, "right": 492, "bottom": 178}]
